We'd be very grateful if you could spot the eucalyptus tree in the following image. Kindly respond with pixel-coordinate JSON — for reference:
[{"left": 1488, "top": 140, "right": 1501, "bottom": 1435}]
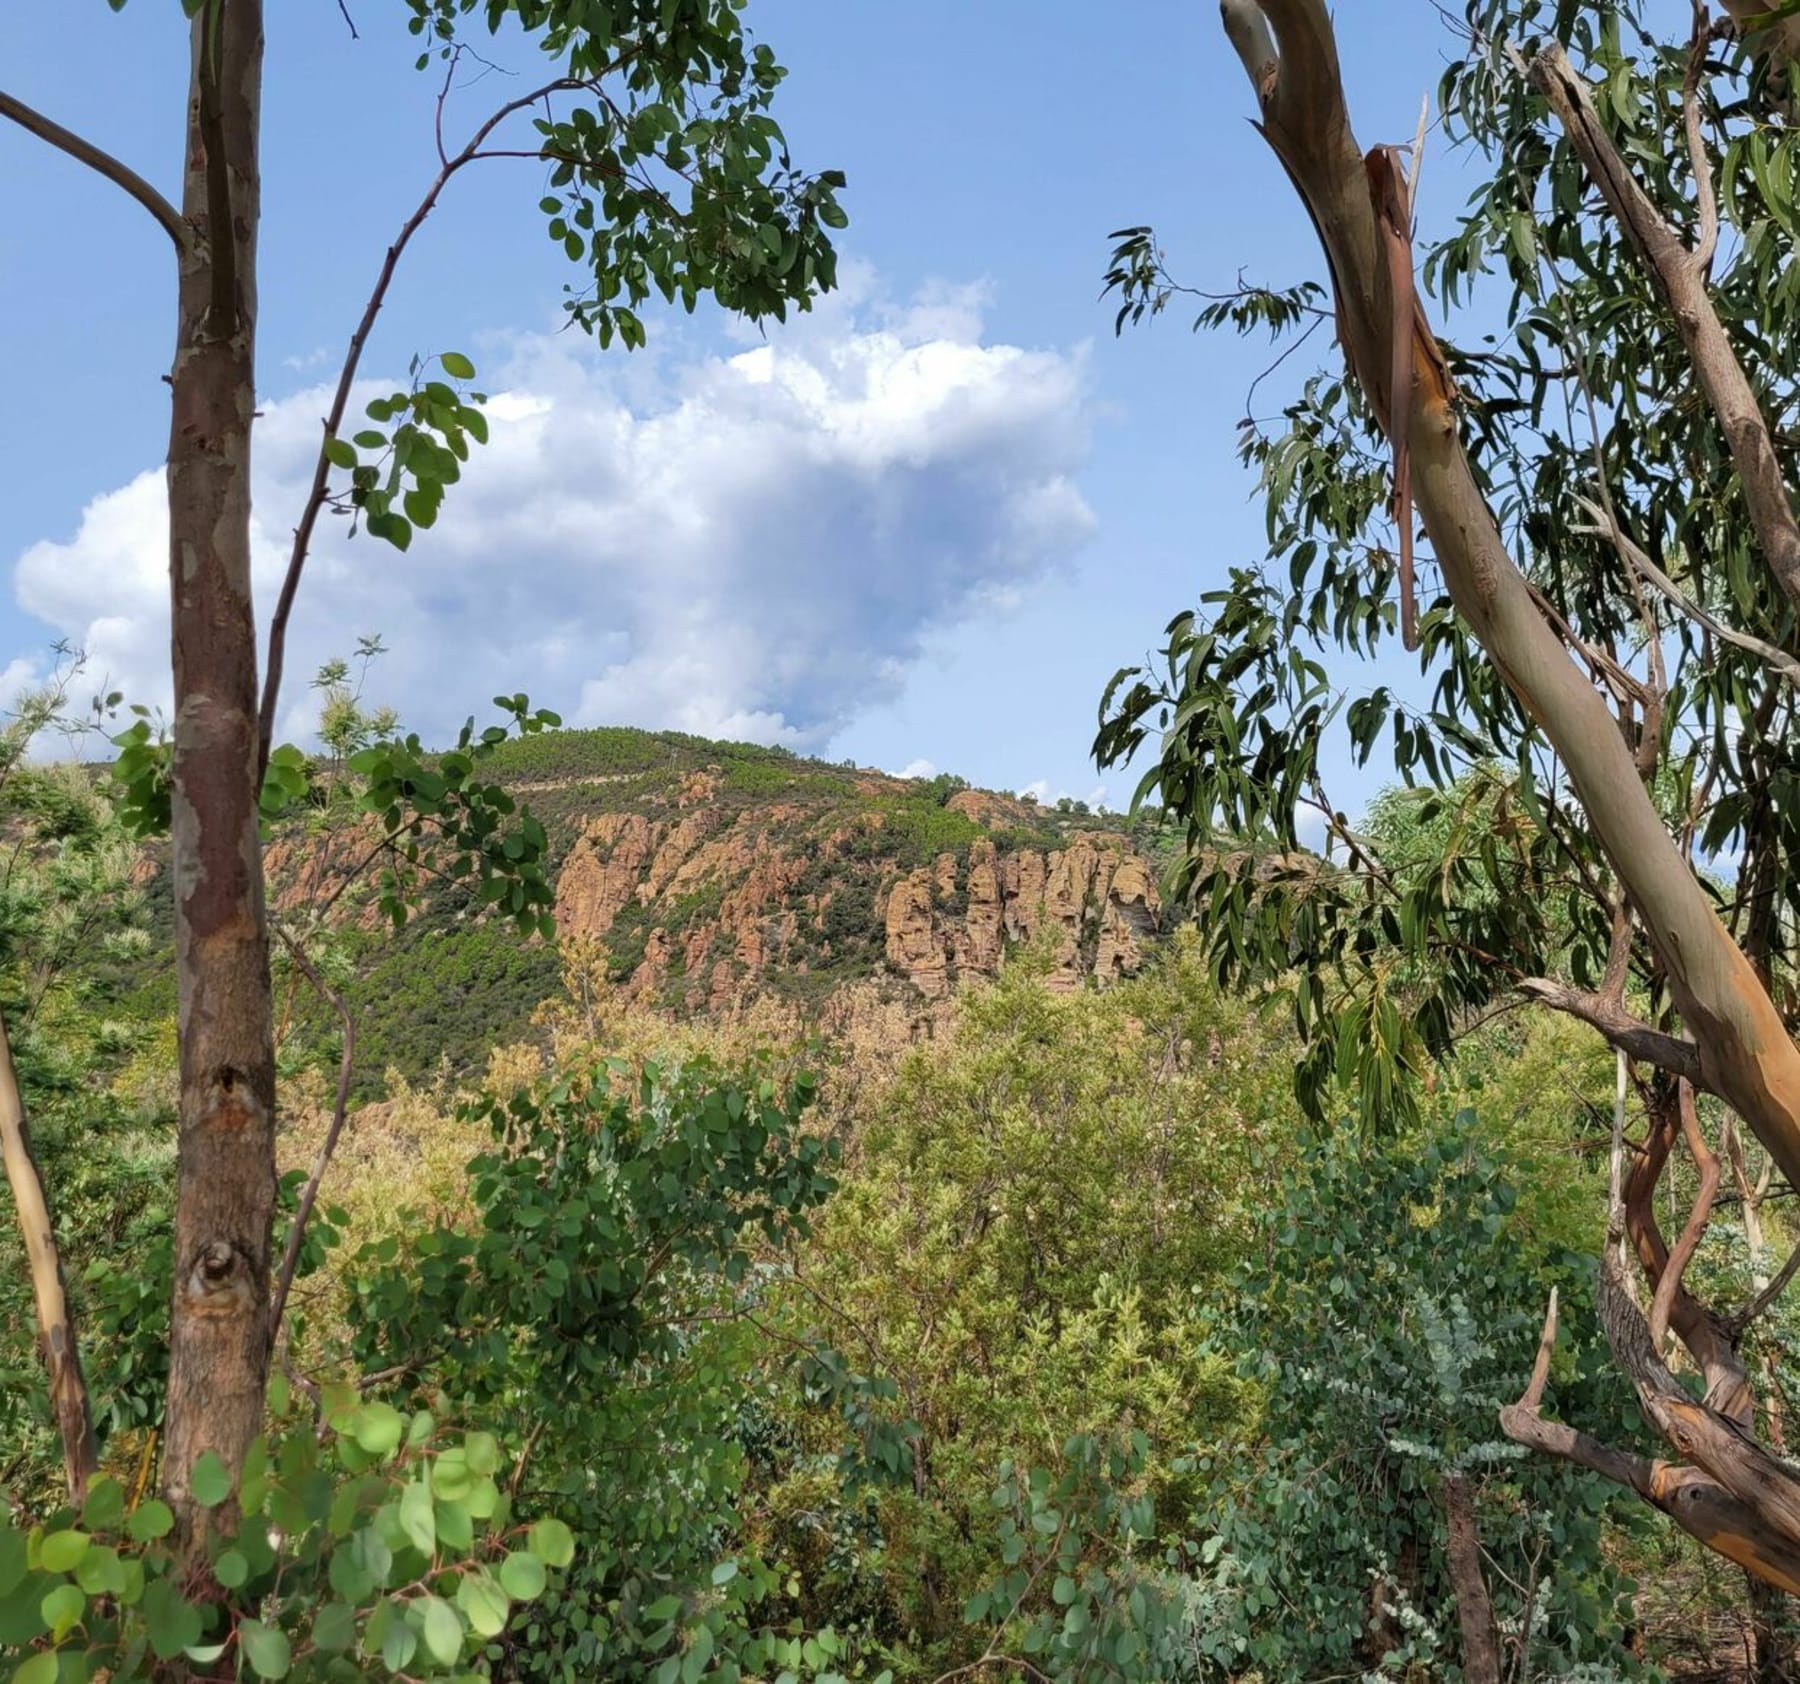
[
  {"left": 0, "top": 0, "right": 843, "bottom": 1559},
  {"left": 1099, "top": 0, "right": 1800, "bottom": 1602}
]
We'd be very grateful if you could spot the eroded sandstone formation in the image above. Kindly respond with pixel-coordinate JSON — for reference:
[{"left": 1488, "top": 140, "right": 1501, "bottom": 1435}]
[
  {"left": 885, "top": 834, "right": 1160, "bottom": 996},
  {"left": 550, "top": 786, "right": 1161, "bottom": 1014}
]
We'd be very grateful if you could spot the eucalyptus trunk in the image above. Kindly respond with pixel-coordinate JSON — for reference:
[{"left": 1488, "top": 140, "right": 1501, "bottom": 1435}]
[
  {"left": 1220, "top": 0, "right": 1800, "bottom": 1594},
  {"left": 161, "top": 0, "right": 274, "bottom": 1551}
]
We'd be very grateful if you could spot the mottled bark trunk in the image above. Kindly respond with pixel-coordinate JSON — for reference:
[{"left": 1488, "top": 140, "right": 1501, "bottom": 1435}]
[
  {"left": 0, "top": 1008, "right": 96, "bottom": 1501},
  {"left": 1443, "top": 1474, "right": 1502, "bottom": 1684},
  {"left": 161, "top": 0, "right": 273, "bottom": 1553}
]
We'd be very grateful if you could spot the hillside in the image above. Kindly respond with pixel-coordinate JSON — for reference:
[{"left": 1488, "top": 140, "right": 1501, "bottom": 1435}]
[{"left": 146, "top": 727, "right": 1168, "bottom": 1095}]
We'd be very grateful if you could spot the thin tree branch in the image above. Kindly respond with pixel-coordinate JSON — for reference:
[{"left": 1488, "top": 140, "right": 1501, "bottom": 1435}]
[
  {"left": 1573, "top": 496, "right": 1800, "bottom": 691},
  {"left": 1531, "top": 41, "right": 1800, "bottom": 615},
  {"left": 269, "top": 929, "right": 356, "bottom": 1338},
  {"left": 0, "top": 90, "right": 187, "bottom": 251},
  {"left": 0, "top": 1006, "right": 96, "bottom": 1499},
  {"left": 1520, "top": 1286, "right": 1559, "bottom": 1411},
  {"left": 1650, "top": 1081, "right": 1721, "bottom": 1352},
  {"left": 1684, "top": 1, "right": 1722, "bottom": 274},
  {"left": 257, "top": 71, "right": 598, "bottom": 776},
  {"left": 1730, "top": 1240, "right": 1800, "bottom": 1334}
]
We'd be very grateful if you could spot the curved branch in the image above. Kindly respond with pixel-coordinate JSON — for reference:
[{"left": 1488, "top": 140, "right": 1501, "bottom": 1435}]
[
  {"left": 1516, "top": 978, "right": 1705, "bottom": 1086},
  {"left": 1730, "top": 1239, "right": 1800, "bottom": 1335},
  {"left": 1530, "top": 42, "right": 1800, "bottom": 616},
  {"left": 1572, "top": 496, "right": 1800, "bottom": 691},
  {"left": 0, "top": 1007, "right": 96, "bottom": 1499},
  {"left": 0, "top": 90, "right": 187, "bottom": 251},
  {"left": 1649, "top": 1081, "right": 1720, "bottom": 1352},
  {"left": 257, "top": 73, "right": 587, "bottom": 776}
]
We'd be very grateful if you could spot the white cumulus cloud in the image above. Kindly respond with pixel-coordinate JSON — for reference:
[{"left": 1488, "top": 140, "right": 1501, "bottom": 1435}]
[{"left": 13, "top": 284, "right": 1095, "bottom": 753}]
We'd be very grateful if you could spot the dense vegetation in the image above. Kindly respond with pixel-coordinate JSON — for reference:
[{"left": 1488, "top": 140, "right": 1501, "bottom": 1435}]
[
  {"left": 12, "top": 0, "right": 1800, "bottom": 1680},
  {"left": 2, "top": 707, "right": 1788, "bottom": 1679}
]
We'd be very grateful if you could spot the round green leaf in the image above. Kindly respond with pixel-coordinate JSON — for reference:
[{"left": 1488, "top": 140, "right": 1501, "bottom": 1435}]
[
  {"left": 214, "top": 1550, "right": 248, "bottom": 1590},
  {"left": 526, "top": 1519, "right": 574, "bottom": 1569},
  {"left": 418, "top": 1594, "right": 463, "bottom": 1666},
  {"left": 381, "top": 1610, "right": 417, "bottom": 1674},
  {"left": 127, "top": 1501, "right": 174, "bottom": 1543},
  {"left": 398, "top": 1481, "right": 435, "bottom": 1557},
  {"left": 240, "top": 1617, "right": 292, "bottom": 1680},
  {"left": 439, "top": 351, "right": 476, "bottom": 380},
  {"left": 498, "top": 1551, "right": 545, "bottom": 1602},
  {"left": 81, "top": 1477, "right": 125, "bottom": 1533},
  {"left": 351, "top": 1402, "right": 406, "bottom": 1457},
  {"left": 13, "top": 1650, "right": 59, "bottom": 1684},
  {"left": 74, "top": 1545, "right": 124, "bottom": 1598},
  {"left": 143, "top": 1578, "right": 203, "bottom": 1660},
  {"left": 0, "top": 1532, "right": 26, "bottom": 1599},
  {"left": 189, "top": 1452, "right": 231, "bottom": 1509},
  {"left": 311, "top": 1601, "right": 356, "bottom": 1653},
  {"left": 39, "top": 1582, "right": 84, "bottom": 1639},
  {"left": 37, "top": 1532, "right": 88, "bottom": 1575},
  {"left": 463, "top": 1433, "right": 499, "bottom": 1478},
  {"left": 456, "top": 1570, "right": 510, "bottom": 1638}
]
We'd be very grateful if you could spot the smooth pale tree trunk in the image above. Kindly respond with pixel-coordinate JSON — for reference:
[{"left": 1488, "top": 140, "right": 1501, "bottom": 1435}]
[
  {"left": 0, "top": 1009, "right": 96, "bottom": 1501},
  {"left": 161, "top": 0, "right": 274, "bottom": 1553},
  {"left": 1222, "top": 0, "right": 1800, "bottom": 1592}
]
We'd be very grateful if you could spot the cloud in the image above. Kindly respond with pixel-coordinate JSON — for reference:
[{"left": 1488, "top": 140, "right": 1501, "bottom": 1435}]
[
  {"left": 14, "top": 283, "right": 1095, "bottom": 753},
  {"left": 1013, "top": 777, "right": 1108, "bottom": 812},
  {"left": 897, "top": 758, "right": 937, "bottom": 780}
]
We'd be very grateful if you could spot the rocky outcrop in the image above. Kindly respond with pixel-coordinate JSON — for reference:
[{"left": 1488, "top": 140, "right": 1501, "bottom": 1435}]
[
  {"left": 554, "top": 813, "right": 661, "bottom": 938},
  {"left": 881, "top": 832, "right": 1160, "bottom": 997},
  {"left": 547, "top": 764, "right": 1161, "bottom": 1017},
  {"left": 884, "top": 870, "right": 947, "bottom": 998}
]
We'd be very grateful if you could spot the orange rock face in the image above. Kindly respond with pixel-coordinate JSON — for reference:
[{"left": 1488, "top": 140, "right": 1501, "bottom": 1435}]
[{"left": 542, "top": 786, "right": 1162, "bottom": 1014}]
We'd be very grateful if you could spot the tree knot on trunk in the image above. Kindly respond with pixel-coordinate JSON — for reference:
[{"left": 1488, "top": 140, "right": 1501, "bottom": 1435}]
[{"left": 183, "top": 1240, "right": 257, "bottom": 1311}]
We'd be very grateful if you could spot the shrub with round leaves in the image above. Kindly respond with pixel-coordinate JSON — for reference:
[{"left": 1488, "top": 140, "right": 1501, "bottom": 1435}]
[{"left": 0, "top": 1393, "right": 570, "bottom": 1682}]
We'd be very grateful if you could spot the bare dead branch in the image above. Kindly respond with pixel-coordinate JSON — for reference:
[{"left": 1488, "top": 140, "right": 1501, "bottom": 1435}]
[
  {"left": 0, "top": 90, "right": 187, "bottom": 251},
  {"left": 1519, "top": 1286, "right": 1560, "bottom": 1412},
  {"left": 268, "top": 929, "right": 356, "bottom": 1338},
  {"left": 1572, "top": 497, "right": 1800, "bottom": 691}
]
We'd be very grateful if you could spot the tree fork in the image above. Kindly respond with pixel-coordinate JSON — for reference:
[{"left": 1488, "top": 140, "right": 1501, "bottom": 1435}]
[{"left": 162, "top": 0, "right": 275, "bottom": 1553}]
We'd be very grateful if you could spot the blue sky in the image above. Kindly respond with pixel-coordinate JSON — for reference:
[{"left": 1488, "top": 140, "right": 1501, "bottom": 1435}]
[{"left": 1, "top": 2, "right": 1466, "bottom": 813}]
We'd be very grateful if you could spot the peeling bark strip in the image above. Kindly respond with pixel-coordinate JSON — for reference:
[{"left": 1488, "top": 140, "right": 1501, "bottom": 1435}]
[
  {"left": 163, "top": 0, "right": 275, "bottom": 1550},
  {"left": 0, "top": 1009, "right": 97, "bottom": 1501},
  {"left": 1220, "top": 0, "right": 1800, "bottom": 1199}
]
